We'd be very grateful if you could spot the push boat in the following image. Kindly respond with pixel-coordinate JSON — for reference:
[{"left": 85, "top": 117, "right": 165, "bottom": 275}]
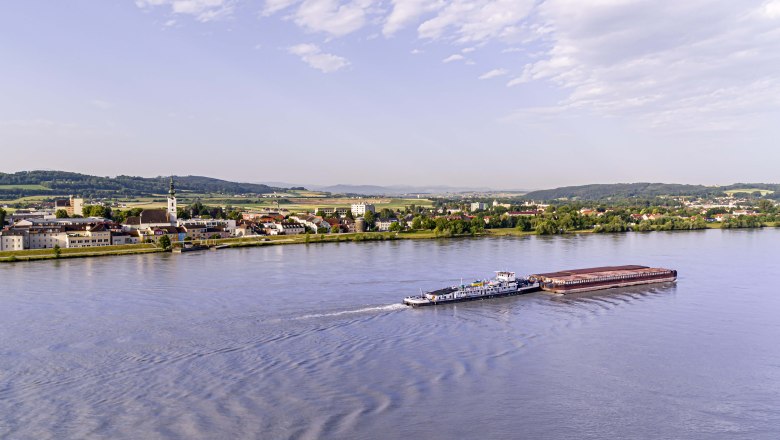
[{"left": 403, "top": 271, "right": 541, "bottom": 307}]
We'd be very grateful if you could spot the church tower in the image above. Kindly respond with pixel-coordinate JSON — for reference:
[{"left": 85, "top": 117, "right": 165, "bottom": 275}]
[{"left": 167, "top": 176, "right": 177, "bottom": 224}]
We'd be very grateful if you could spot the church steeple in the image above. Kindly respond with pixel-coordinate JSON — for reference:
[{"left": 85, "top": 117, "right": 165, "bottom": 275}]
[{"left": 167, "top": 176, "right": 177, "bottom": 224}]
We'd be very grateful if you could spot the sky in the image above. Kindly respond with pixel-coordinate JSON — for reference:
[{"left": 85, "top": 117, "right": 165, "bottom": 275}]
[{"left": 1, "top": 0, "right": 779, "bottom": 189}]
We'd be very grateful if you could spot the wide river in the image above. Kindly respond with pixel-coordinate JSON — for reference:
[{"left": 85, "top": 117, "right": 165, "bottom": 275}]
[{"left": 2, "top": 229, "right": 780, "bottom": 439}]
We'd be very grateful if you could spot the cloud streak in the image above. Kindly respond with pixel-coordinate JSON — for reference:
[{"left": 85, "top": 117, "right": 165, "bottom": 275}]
[{"left": 288, "top": 43, "right": 350, "bottom": 72}]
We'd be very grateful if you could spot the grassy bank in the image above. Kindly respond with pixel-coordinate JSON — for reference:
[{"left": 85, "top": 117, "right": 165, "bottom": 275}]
[{"left": 0, "top": 243, "right": 161, "bottom": 262}]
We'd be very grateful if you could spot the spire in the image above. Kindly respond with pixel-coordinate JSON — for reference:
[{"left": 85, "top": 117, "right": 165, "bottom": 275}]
[{"left": 169, "top": 176, "right": 176, "bottom": 197}]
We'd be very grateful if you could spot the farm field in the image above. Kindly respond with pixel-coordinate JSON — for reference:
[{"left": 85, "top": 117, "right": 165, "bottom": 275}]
[
  {"left": 724, "top": 188, "right": 775, "bottom": 196},
  {"left": 0, "top": 184, "right": 51, "bottom": 191}
]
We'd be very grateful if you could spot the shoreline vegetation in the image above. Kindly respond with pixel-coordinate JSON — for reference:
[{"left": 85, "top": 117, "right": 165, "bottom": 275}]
[{"left": 1, "top": 223, "right": 776, "bottom": 263}]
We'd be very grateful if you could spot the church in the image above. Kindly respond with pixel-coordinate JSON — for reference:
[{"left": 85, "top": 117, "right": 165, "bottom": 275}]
[{"left": 124, "top": 177, "right": 178, "bottom": 229}]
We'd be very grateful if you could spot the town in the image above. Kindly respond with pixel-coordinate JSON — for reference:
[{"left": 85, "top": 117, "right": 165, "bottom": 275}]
[{"left": 1, "top": 177, "right": 777, "bottom": 253}]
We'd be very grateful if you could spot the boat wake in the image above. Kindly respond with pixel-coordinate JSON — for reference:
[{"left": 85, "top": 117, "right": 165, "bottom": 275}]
[{"left": 294, "top": 303, "right": 407, "bottom": 320}]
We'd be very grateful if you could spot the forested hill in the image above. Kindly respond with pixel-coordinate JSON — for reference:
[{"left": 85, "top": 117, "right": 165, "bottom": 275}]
[
  {"left": 0, "top": 171, "right": 278, "bottom": 198},
  {"left": 524, "top": 183, "right": 726, "bottom": 201}
]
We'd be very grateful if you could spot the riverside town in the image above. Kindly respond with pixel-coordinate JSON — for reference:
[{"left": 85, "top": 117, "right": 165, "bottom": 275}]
[{"left": 1, "top": 176, "right": 777, "bottom": 259}]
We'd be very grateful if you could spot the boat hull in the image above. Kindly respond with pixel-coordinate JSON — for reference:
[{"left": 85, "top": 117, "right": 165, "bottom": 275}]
[
  {"left": 403, "top": 285, "right": 541, "bottom": 307},
  {"left": 543, "top": 275, "right": 677, "bottom": 294}
]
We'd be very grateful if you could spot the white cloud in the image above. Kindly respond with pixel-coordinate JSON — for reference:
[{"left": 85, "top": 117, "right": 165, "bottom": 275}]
[
  {"left": 418, "top": 0, "right": 536, "bottom": 43},
  {"left": 442, "top": 53, "right": 465, "bottom": 63},
  {"left": 410, "top": 48, "right": 423, "bottom": 54},
  {"left": 293, "top": 0, "right": 375, "bottom": 36},
  {"left": 479, "top": 68, "right": 508, "bottom": 80},
  {"left": 383, "top": 0, "right": 442, "bottom": 36},
  {"left": 510, "top": 0, "right": 780, "bottom": 130},
  {"left": 763, "top": 0, "right": 780, "bottom": 18},
  {"left": 288, "top": 43, "right": 350, "bottom": 72},
  {"left": 135, "top": 0, "right": 234, "bottom": 22},
  {"left": 261, "top": 0, "right": 301, "bottom": 16}
]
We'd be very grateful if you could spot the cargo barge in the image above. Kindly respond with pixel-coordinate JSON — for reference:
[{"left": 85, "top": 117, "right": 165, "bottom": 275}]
[{"left": 529, "top": 265, "right": 677, "bottom": 294}]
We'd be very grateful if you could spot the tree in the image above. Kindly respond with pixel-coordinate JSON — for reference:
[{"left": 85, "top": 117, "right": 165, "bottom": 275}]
[
  {"left": 53, "top": 244, "right": 61, "bottom": 259},
  {"left": 389, "top": 222, "right": 402, "bottom": 232},
  {"left": 0, "top": 207, "right": 6, "bottom": 226},
  {"left": 363, "top": 210, "right": 376, "bottom": 229},
  {"left": 411, "top": 216, "right": 422, "bottom": 230},
  {"left": 55, "top": 209, "right": 69, "bottom": 218},
  {"left": 330, "top": 224, "right": 340, "bottom": 233},
  {"left": 158, "top": 235, "right": 171, "bottom": 249}
]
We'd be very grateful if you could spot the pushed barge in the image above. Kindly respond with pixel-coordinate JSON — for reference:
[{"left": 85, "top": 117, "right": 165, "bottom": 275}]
[
  {"left": 529, "top": 265, "right": 677, "bottom": 294},
  {"left": 403, "top": 271, "right": 540, "bottom": 307}
]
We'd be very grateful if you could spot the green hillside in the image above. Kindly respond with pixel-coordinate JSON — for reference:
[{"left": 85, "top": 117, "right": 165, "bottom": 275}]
[{"left": 0, "top": 171, "right": 280, "bottom": 199}]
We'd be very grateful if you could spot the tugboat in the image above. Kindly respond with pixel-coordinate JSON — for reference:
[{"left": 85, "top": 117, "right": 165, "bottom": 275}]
[{"left": 403, "top": 271, "right": 540, "bottom": 307}]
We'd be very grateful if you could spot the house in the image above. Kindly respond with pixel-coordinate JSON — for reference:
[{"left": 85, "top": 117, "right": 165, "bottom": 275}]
[
  {"left": 111, "top": 230, "right": 140, "bottom": 245},
  {"left": 234, "top": 221, "right": 262, "bottom": 237},
  {"left": 291, "top": 215, "right": 330, "bottom": 232},
  {"left": 276, "top": 221, "right": 305, "bottom": 235},
  {"left": 375, "top": 218, "right": 399, "bottom": 231}
]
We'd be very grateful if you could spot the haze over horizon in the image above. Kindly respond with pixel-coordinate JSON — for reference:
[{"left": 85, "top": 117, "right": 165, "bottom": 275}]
[{"left": 2, "top": 1, "right": 780, "bottom": 188}]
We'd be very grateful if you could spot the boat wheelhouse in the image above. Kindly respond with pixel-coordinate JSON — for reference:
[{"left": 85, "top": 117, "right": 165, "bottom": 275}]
[{"left": 403, "top": 271, "right": 540, "bottom": 307}]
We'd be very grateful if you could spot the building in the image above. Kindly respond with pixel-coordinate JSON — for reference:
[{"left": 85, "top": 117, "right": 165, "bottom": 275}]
[
  {"left": 124, "top": 209, "right": 175, "bottom": 229},
  {"left": 276, "top": 221, "right": 306, "bottom": 235},
  {"left": 351, "top": 203, "right": 376, "bottom": 217},
  {"left": 0, "top": 230, "right": 25, "bottom": 251},
  {"left": 470, "top": 202, "right": 487, "bottom": 212},
  {"left": 376, "top": 218, "right": 399, "bottom": 232},
  {"left": 317, "top": 207, "right": 349, "bottom": 217},
  {"left": 167, "top": 176, "right": 177, "bottom": 223},
  {"left": 180, "top": 218, "right": 236, "bottom": 235},
  {"left": 65, "top": 224, "right": 112, "bottom": 248},
  {"left": 54, "top": 196, "right": 84, "bottom": 217},
  {"left": 0, "top": 219, "right": 118, "bottom": 250}
]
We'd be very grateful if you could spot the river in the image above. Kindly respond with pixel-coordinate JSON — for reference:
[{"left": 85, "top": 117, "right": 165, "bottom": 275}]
[{"left": 1, "top": 229, "right": 779, "bottom": 439}]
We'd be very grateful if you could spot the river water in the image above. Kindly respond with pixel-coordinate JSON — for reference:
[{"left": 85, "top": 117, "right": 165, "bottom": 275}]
[{"left": 1, "top": 229, "right": 780, "bottom": 439}]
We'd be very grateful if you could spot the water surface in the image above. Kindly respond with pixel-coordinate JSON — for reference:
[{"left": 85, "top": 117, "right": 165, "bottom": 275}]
[{"left": 1, "top": 229, "right": 779, "bottom": 439}]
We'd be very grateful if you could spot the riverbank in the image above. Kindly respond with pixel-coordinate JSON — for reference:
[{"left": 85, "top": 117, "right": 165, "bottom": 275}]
[{"left": 1, "top": 224, "right": 774, "bottom": 263}]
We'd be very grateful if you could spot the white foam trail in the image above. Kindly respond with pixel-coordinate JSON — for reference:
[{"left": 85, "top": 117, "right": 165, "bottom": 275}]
[{"left": 295, "top": 303, "right": 407, "bottom": 320}]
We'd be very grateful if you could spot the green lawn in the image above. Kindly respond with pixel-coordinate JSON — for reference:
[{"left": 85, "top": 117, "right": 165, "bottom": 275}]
[{"left": 0, "top": 243, "right": 159, "bottom": 261}]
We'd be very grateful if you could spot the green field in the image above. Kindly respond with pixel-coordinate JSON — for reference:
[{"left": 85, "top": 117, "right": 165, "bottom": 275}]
[
  {"left": 725, "top": 188, "right": 775, "bottom": 196},
  {"left": 0, "top": 184, "right": 50, "bottom": 191}
]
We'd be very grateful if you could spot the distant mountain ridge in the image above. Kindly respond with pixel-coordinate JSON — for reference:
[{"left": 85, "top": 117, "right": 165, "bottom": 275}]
[
  {"left": 0, "top": 170, "right": 278, "bottom": 198},
  {"left": 523, "top": 182, "right": 780, "bottom": 201}
]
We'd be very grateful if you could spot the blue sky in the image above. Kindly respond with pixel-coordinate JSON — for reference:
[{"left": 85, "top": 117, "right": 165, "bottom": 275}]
[{"left": 1, "top": 0, "right": 779, "bottom": 189}]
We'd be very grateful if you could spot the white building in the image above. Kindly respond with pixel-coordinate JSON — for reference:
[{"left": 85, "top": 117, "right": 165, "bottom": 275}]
[
  {"left": 351, "top": 203, "right": 376, "bottom": 217},
  {"left": 470, "top": 202, "right": 487, "bottom": 212},
  {"left": 167, "top": 177, "right": 177, "bottom": 224}
]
